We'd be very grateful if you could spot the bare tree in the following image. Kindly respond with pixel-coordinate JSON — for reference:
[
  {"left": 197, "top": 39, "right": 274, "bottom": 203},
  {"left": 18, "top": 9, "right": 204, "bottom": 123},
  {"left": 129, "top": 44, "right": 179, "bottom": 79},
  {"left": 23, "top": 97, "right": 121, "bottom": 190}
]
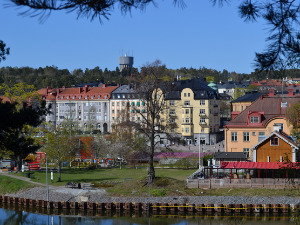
[{"left": 125, "top": 60, "right": 176, "bottom": 182}]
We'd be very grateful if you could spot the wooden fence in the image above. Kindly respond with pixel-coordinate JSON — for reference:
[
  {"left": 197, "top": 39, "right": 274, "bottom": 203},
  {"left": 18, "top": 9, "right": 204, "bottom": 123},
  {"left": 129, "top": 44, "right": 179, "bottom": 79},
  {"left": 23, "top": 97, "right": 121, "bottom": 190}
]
[{"left": 186, "top": 178, "right": 300, "bottom": 189}]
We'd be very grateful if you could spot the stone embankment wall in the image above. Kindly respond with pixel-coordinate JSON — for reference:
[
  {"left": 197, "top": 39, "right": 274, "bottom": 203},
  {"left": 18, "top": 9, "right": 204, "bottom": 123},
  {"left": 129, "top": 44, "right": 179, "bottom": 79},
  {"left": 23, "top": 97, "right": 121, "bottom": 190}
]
[{"left": 0, "top": 195, "right": 299, "bottom": 214}]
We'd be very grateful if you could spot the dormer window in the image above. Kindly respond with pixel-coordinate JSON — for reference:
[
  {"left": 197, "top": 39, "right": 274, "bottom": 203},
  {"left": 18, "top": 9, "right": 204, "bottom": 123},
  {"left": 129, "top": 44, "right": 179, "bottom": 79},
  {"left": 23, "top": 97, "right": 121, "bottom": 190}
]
[{"left": 250, "top": 116, "right": 259, "bottom": 123}]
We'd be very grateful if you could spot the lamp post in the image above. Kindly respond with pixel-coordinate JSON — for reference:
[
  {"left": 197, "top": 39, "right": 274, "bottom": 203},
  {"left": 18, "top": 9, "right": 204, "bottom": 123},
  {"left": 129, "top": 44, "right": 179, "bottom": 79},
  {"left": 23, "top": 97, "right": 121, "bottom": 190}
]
[
  {"left": 199, "top": 135, "right": 204, "bottom": 171},
  {"left": 45, "top": 153, "right": 49, "bottom": 202}
]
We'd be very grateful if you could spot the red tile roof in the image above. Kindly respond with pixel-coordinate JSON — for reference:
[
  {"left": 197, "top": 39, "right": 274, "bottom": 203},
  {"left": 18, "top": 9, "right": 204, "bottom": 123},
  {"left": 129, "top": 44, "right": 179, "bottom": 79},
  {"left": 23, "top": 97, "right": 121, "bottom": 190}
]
[
  {"left": 226, "top": 94, "right": 300, "bottom": 128},
  {"left": 220, "top": 161, "right": 300, "bottom": 169},
  {"left": 38, "top": 85, "right": 118, "bottom": 101}
]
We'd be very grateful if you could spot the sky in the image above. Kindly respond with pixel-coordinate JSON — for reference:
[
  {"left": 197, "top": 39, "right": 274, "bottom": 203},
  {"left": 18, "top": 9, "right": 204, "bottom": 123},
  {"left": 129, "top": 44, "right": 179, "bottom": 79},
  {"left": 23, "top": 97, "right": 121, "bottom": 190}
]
[{"left": 0, "top": 1, "right": 268, "bottom": 74}]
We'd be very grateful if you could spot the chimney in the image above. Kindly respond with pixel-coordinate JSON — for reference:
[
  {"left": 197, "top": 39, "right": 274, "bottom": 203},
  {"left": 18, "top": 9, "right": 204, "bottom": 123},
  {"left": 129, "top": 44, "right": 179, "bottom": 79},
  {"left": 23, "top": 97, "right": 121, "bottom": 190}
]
[
  {"left": 102, "top": 84, "right": 107, "bottom": 88},
  {"left": 268, "top": 89, "right": 275, "bottom": 97},
  {"left": 84, "top": 85, "right": 88, "bottom": 93},
  {"left": 288, "top": 88, "right": 294, "bottom": 96},
  {"left": 79, "top": 87, "right": 82, "bottom": 94}
]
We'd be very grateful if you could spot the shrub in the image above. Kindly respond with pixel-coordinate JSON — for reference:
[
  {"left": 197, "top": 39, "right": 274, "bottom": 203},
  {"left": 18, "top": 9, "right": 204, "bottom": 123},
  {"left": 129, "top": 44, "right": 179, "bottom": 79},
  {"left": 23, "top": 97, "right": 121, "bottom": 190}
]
[
  {"left": 154, "top": 177, "right": 170, "bottom": 187},
  {"left": 151, "top": 189, "right": 167, "bottom": 197}
]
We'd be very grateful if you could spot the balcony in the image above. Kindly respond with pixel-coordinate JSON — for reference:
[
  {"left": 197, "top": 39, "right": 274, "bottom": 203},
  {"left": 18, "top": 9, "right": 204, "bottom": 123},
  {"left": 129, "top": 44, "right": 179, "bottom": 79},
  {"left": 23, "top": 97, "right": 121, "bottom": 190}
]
[
  {"left": 213, "top": 112, "right": 218, "bottom": 116},
  {"left": 213, "top": 104, "right": 218, "bottom": 108},
  {"left": 199, "top": 113, "right": 206, "bottom": 117},
  {"left": 199, "top": 121, "right": 207, "bottom": 125}
]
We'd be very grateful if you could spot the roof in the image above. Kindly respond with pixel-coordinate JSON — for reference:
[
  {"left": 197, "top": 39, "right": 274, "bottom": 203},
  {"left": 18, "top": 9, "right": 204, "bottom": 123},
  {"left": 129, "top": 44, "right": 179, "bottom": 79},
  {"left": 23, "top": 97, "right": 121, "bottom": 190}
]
[
  {"left": 214, "top": 152, "right": 248, "bottom": 159},
  {"left": 111, "top": 85, "right": 136, "bottom": 94},
  {"left": 38, "top": 85, "right": 118, "bottom": 101},
  {"left": 154, "top": 152, "right": 211, "bottom": 159},
  {"left": 220, "top": 161, "right": 300, "bottom": 169},
  {"left": 251, "top": 131, "right": 298, "bottom": 150},
  {"left": 164, "top": 78, "right": 219, "bottom": 100},
  {"left": 225, "top": 93, "right": 300, "bottom": 128},
  {"left": 231, "top": 92, "right": 264, "bottom": 103}
]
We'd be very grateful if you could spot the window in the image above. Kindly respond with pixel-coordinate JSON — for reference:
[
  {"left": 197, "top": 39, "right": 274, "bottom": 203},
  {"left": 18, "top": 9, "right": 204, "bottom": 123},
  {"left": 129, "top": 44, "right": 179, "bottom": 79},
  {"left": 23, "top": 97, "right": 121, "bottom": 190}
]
[
  {"left": 161, "top": 118, "right": 164, "bottom": 123},
  {"left": 200, "top": 100, "right": 205, "bottom": 105},
  {"left": 250, "top": 116, "right": 259, "bottom": 123},
  {"left": 270, "top": 137, "right": 279, "bottom": 146},
  {"left": 185, "top": 127, "right": 189, "bottom": 133},
  {"left": 252, "top": 132, "right": 256, "bottom": 136},
  {"left": 117, "top": 102, "right": 120, "bottom": 106},
  {"left": 188, "top": 93, "right": 190, "bottom": 97},
  {"left": 184, "top": 93, "right": 187, "bottom": 97},
  {"left": 258, "top": 132, "right": 266, "bottom": 142},
  {"left": 170, "top": 109, "right": 175, "bottom": 115},
  {"left": 112, "top": 110, "right": 115, "bottom": 114},
  {"left": 185, "top": 109, "right": 189, "bottom": 114},
  {"left": 185, "top": 118, "right": 190, "bottom": 123},
  {"left": 243, "top": 148, "right": 249, "bottom": 157},
  {"left": 201, "top": 128, "right": 205, "bottom": 132},
  {"left": 200, "top": 118, "right": 206, "bottom": 124},
  {"left": 231, "top": 132, "right": 237, "bottom": 142},
  {"left": 169, "top": 118, "right": 175, "bottom": 123},
  {"left": 170, "top": 100, "right": 175, "bottom": 106},
  {"left": 243, "top": 132, "right": 250, "bottom": 142},
  {"left": 200, "top": 109, "right": 205, "bottom": 115},
  {"left": 184, "top": 101, "right": 190, "bottom": 106}
]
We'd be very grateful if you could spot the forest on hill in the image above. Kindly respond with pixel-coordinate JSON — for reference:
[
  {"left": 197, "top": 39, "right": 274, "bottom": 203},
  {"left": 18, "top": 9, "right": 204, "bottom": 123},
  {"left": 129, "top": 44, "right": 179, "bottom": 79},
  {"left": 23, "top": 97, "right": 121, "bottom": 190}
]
[{"left": 0, "top": 65, "right": 300, "bottom": 90}]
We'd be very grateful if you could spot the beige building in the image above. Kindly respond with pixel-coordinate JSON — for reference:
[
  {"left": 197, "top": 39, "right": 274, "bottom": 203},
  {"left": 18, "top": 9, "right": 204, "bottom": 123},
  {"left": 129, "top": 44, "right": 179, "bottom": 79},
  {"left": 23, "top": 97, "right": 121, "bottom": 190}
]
[{"left": 160, "top": 79, "right": 221, "bottom": 145}]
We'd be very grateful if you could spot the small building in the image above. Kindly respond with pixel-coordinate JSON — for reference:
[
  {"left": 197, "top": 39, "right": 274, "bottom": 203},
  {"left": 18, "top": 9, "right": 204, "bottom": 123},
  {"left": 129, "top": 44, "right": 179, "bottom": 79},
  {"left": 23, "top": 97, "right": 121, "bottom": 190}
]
[
  {"left": 251, "top": 131, "right": 298, "bottom": 163},
  {"left": 213, "top": 152, "right": 249, "bottom": 166}
]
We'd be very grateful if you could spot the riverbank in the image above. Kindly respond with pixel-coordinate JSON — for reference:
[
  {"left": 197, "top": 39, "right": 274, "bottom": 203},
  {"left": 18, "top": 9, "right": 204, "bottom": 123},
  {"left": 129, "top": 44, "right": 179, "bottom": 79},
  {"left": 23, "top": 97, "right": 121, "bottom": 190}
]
[{"left": 7, "top": 186, "right": 300, "bottom": 205}]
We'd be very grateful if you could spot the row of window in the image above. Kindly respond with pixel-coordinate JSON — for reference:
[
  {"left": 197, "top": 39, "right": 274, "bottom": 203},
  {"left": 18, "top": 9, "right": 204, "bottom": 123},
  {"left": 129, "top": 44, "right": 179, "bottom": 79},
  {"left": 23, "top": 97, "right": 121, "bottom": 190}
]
[{"left": 231, "top": 132, "right": 279, "bottom": 145}]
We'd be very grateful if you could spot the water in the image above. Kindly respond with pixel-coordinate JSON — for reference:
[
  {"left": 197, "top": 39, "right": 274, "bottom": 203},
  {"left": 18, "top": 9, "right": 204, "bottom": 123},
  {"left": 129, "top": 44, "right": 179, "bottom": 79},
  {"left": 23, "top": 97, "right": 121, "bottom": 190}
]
[{"left": 0, "top": 204, "right": 298, "bottom": 225}]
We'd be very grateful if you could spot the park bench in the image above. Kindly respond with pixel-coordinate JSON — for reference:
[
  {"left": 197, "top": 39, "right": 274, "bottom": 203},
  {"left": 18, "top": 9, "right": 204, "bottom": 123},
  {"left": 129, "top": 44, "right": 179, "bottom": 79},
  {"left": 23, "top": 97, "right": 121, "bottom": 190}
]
[{"left": 65, "top": 182, "right": 81, "bottom": 189}]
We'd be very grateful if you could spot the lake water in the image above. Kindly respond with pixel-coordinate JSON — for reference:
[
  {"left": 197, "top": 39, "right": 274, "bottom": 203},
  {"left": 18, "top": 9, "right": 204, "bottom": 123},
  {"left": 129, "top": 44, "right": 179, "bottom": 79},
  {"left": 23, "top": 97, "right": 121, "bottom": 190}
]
[{"left": 0, "top": 204, "right": 298, "bottom": 225}]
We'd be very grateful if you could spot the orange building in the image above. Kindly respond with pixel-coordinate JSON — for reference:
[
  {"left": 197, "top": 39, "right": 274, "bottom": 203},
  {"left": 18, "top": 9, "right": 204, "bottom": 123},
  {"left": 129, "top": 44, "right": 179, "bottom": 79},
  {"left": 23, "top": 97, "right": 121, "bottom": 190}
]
[
  {"left": 224, "top": 88, "right": 300, "bottom": 159},
  {"left": 251, "top": 131, "right": 298, "bottom": 162}
]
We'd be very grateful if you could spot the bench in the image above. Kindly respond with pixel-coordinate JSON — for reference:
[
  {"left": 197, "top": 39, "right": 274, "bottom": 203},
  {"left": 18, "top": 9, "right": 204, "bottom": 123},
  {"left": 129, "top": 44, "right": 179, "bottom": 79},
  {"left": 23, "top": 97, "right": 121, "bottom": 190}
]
[
  {"left": 82, "top": 183, "right": 94, "bottom": 190},
  {"left": 65, "top": 182, "right": 80, "bottom": 189}
]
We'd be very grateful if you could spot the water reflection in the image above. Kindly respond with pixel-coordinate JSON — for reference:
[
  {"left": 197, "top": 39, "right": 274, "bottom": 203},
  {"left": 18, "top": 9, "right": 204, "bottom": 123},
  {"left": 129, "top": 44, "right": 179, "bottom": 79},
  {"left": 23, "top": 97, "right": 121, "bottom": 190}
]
[{"left": 0, "top": 203, "right": 298, "bottom": 225}]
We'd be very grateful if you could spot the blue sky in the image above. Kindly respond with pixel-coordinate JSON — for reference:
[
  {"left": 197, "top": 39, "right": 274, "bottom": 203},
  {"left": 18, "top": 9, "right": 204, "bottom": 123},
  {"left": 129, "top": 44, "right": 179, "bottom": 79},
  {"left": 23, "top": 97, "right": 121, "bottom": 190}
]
[{"left": 0, "top": 1, "right": 268, "bottom": 74}]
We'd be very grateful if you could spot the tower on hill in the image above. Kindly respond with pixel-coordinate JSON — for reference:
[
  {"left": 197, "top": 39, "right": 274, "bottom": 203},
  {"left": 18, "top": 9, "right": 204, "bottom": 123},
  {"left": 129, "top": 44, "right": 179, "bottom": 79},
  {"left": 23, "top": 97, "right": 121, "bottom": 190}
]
[{"left": 119, "top": 54, "right": 134, "bottom": 71}]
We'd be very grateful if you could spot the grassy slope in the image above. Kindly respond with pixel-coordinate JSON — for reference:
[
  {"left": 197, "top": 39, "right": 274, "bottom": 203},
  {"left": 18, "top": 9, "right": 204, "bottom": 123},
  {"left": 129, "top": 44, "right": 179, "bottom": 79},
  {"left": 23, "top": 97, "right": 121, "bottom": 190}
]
[
  {"left": 0, "top": 175, "right": 34, "bottom": 195},
  {"left": 13, "top": 168, "right": 300, "bottom": 197}
]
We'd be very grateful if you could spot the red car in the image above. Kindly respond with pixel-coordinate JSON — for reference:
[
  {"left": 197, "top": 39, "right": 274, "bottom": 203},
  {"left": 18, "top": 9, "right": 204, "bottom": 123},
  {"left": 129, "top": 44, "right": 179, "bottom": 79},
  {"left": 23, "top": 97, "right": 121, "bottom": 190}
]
[{"left": 28, "top": 162, "right": 40, "bottom": 170}]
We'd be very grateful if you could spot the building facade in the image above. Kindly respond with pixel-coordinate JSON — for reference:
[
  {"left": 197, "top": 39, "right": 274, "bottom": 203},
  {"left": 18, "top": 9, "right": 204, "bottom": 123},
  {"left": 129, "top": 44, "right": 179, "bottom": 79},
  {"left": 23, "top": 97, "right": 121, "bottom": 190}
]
[
  {"left": 161, "top": 79, "right": 221, "bottom": 145},
  {"left": 38, "top": 85, "right": 118, "bottom": 133},
  {"left": 224, "top": 89, "right": 299, "bottom": 158},
  {"left": 110, "top": 85, "right": 146, "bottom": 125}
]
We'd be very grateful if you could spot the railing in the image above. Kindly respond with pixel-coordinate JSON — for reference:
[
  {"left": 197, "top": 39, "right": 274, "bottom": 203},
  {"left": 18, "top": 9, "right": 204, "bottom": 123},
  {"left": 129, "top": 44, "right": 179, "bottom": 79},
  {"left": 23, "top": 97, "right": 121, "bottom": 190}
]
[{"left": 186, "top": 178, "right": 300, "bottom": 189}]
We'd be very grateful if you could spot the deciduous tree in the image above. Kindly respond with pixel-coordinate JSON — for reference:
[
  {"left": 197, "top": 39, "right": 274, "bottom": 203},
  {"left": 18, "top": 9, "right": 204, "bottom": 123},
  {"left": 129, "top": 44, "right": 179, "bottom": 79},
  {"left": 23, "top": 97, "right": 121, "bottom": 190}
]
[{"left": 0, "top": 101, "right": 48, "bottom": 171}]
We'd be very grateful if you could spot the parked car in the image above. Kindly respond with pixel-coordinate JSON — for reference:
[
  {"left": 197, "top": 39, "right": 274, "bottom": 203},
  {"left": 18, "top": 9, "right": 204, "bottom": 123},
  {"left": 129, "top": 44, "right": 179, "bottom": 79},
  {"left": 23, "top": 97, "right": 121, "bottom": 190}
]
[
  {"left": 0, "top": 159, "right": 15, "bottom": 169},
  {"left": 28, "top": 161, "right": 40, "bottom": 170}
]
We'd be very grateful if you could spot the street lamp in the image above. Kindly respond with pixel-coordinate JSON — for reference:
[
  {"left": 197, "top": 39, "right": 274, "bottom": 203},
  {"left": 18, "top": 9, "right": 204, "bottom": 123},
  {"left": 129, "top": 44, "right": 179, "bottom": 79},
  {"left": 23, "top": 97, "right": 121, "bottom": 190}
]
[{"left": 198, "top": 136, "right": 204, "bottom": 171}]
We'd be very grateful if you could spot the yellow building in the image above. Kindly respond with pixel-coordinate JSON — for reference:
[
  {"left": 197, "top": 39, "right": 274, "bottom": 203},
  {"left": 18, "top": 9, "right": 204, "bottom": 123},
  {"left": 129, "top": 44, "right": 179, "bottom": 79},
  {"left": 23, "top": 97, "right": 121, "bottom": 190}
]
[
  {"left": 160, "top": 79, "right": 221, "bottom": 145},
  {"left": 224, "top": 89, "right": 298, "bottom": 159}
]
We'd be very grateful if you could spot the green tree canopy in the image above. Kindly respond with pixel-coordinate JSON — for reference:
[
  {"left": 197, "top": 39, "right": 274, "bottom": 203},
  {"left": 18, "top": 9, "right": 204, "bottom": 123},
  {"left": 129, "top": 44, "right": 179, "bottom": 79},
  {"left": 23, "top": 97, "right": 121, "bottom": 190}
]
[{"left": 0, "top": 101, "right": 48, "bottom": 171}]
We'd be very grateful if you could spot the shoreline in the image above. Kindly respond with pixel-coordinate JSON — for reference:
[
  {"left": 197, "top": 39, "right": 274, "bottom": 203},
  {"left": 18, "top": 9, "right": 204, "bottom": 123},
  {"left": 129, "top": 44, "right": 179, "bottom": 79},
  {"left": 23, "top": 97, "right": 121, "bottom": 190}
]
[{"left": 6, "top": 187, "right": 300, "bottom": 205}]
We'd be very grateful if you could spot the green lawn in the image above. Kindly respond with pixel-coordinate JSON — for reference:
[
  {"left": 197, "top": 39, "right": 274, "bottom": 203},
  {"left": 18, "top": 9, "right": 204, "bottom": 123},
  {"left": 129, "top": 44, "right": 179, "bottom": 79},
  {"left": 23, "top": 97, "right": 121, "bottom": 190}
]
[
  {"left": 0, "top": 175, "right": 34, "bottom": 195},
  {"left": 18, "top": 167, "right": 196, "bottom": 186},
  {"left": 11, "top": 168, "right": 300, "bottom": 197}
]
